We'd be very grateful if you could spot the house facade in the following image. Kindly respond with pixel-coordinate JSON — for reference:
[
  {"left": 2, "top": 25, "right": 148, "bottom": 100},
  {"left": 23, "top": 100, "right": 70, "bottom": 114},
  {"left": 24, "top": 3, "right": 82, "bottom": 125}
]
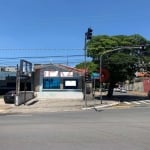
[{"left": 33, "top": 64, "right": 84, "bottom": 99}]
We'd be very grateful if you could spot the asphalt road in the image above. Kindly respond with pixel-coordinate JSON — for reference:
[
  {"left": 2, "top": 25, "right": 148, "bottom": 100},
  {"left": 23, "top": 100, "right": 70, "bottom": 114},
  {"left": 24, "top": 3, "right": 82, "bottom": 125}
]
[{"left": 0, "top": 107, "right": 150, "bottom": 150}]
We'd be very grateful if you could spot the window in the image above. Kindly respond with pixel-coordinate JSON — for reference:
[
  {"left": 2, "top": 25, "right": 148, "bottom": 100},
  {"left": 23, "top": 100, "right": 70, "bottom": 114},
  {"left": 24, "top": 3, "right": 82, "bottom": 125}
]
[
  {"left": 63, "top": 79, "right": 78, "bottom": 89},
  {"left": 43, "top": 78, "right": 60, "bottom": 89}
]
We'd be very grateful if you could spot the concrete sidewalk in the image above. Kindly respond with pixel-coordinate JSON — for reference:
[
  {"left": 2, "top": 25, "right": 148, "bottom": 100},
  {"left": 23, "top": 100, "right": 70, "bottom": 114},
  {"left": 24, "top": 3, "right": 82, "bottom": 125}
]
[
  {"left": 0, "top": 96, "right": 119, "bottom": 114},
  {"left": 1, "top": 90, "right": 149, "bottom": 114},
  {"left": 0, "top": 99, "right": 13, "bottom": 113}
]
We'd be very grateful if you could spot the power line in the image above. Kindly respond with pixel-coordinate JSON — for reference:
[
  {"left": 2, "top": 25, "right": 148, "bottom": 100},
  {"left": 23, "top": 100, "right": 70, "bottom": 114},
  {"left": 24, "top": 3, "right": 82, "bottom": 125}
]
[
  {"left": 0, "top": 48, "right": 84, "bottom": 51},
  {"left": 0, "top": 54, "right": 84, "bottom": 60},
  {"left": 0, "top": 54, "right": 90, "bottom": 66}
]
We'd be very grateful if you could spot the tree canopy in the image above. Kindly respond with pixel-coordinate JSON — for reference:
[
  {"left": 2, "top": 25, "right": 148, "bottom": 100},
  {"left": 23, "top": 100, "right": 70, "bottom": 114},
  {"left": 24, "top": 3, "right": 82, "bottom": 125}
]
[
  {"left": 87, "top": 34, "right": 148, "bottom": 58},
  {"left": 75, "top": 61, "right": 98, "bottom": 74},
  {"left": 76, "top": 34, "right": 150, "bottom": 97}
]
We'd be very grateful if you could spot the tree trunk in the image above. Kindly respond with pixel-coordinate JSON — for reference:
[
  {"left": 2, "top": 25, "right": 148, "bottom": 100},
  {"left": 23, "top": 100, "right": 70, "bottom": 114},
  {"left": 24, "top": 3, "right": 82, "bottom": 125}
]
[{"left": 107, "top": 82, "right": 116, "bottom": 97}]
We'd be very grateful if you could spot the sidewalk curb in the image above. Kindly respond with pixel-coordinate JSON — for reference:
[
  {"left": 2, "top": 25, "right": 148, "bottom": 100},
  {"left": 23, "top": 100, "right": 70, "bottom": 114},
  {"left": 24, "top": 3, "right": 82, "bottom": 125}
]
[
  {"left": 1, "top": 99, "right": 120, "bottom": 114},
  {"left": 82, "top": 102, "right": 120, "bottom": 110}
]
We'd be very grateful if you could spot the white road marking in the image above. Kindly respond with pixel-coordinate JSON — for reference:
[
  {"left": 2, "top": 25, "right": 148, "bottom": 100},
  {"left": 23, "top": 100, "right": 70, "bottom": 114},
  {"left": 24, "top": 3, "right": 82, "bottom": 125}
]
[
  {"left": 6, "top": 114, "right": 33, "bottom": 117},
  {"left": 139, "top": 101, "right": 148, "bottom": 104},
  {"left": 145, "top": 100, "right": 150, "bottom": 103},
  {"left": 132, "top": 101, "right": 141, "bottom": 105},
  {"left": 123, "top": 100, "right": 150, "bottom": 105},
  {"left": 123, "top": 102, "right": 131, "bottom": 105}
]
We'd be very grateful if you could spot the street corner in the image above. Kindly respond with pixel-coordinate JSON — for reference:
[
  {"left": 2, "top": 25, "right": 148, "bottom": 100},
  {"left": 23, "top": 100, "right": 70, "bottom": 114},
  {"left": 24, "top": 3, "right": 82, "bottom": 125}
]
[
  {"left": 111, "top": 103, "right": 133, "bottom": 109},
  {"left": 82, "top": 101, "right": 120, "bottom": 110}
]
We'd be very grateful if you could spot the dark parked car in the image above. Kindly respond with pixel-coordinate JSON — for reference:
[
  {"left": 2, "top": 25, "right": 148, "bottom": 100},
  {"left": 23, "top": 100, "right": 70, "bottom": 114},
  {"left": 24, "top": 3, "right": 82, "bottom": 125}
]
[{"left": 4, "top": 91, "right": 16, "bottom": 104}]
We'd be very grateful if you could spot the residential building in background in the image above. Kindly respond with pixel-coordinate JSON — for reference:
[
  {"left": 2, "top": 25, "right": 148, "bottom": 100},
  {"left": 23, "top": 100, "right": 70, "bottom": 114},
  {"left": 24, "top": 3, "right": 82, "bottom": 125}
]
[{"left": 0, "top": 66, "right": 17, "bottom": 72}]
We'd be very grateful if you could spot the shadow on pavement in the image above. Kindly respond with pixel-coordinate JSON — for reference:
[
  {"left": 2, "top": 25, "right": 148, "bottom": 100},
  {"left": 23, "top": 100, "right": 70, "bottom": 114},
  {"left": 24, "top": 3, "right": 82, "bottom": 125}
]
[
  {"left": 95, "top": 94, "right": 149, "bottom": 102},
  {"left": 26, "top": 100, "right": 39, "bottom": 106}
]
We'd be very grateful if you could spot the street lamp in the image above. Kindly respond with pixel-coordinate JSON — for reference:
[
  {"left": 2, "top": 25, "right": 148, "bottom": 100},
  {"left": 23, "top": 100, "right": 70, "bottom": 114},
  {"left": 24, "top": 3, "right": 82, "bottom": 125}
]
[{"left": 99, "top": 46, "right": 142, "bottom": 103}]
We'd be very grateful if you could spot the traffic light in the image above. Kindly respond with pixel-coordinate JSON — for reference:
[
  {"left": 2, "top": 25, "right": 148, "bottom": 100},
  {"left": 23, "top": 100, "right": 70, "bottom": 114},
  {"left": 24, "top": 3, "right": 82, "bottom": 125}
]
[
  {"left": 141, "top": 45, "right": 145, "bottom": 51},
  {"left": 86, "top": 28, "right": 93, "bottom": 40},
  {"left": 85, "top": 72, "right": 91, "bottom": 81}
]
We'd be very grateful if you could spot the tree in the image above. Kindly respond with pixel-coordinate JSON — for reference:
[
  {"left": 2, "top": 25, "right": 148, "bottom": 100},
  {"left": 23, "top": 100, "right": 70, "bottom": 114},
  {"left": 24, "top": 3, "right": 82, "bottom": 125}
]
[
  {"left": 75, "top": 61, "right": 98, "bottom": 74},
  {"left": 86, "top": 34, "right": 150, "bottom": 97},
  {"left": 87, "top": 34, "right": 147, "bottom": 58}
]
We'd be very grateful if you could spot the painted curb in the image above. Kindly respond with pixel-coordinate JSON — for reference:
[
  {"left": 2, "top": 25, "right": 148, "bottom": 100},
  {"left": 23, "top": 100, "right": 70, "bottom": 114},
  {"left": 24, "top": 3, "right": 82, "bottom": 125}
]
[{"left": 82, "top": 102, "right": 120, "bottom": 110}]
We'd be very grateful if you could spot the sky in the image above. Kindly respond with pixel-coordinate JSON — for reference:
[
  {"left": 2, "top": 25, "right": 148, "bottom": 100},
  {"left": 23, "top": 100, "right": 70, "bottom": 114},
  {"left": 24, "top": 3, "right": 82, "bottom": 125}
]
[{"left": 0, "top": 0, "right": 150, "bottom": 66}]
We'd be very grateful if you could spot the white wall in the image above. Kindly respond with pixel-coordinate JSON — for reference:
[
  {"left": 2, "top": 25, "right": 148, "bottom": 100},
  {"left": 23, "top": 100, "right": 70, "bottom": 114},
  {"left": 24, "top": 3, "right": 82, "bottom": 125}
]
[{"left": 36, "top": 91, "right": 83, "bottom": 100}]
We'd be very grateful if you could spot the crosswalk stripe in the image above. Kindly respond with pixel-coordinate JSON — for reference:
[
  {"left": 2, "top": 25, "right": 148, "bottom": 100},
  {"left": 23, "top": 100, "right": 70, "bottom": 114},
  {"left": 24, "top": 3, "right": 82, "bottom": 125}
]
[
  {"left": 123, "top": 102, "right": 131, "bottom": 105},
  {"left": 132, "top": 101, "right": 141, "bottom": 105},
  {"left": 121, "top": 100, "right": 150, "bottom": 105},
  {"left": 139, "top": 101, "right": 148, "bottom": 104},
  {"left": 145, "top": 100, "right": 150, "bottom": 103}
]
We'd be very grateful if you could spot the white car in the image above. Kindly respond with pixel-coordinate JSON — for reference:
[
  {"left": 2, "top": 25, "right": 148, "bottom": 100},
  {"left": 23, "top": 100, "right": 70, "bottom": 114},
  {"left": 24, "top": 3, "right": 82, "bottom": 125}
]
[
  {"left": 120, "top": 88, "right": 127, "bottom": 93},
  {"left": 114, "top": 88, "right": 120, "bottom": 92}
]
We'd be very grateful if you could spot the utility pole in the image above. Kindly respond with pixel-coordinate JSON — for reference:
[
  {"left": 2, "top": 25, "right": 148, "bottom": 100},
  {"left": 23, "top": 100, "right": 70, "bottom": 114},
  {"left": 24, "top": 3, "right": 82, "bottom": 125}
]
[{"left": 15, "top": 64, "right": 20, "bottom": 106}]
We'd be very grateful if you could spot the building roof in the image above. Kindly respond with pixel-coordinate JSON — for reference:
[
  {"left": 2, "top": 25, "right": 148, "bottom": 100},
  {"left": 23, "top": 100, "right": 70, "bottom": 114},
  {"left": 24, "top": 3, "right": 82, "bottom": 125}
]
[{"left": 34, "top": 64, "right": 84, "bottom": 76}]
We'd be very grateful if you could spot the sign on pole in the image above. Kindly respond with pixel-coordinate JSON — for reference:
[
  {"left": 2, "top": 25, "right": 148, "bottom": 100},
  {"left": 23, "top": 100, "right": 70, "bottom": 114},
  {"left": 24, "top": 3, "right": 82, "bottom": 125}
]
[{"left": 91, "top": 73, "right": 100, "bottom": 79}]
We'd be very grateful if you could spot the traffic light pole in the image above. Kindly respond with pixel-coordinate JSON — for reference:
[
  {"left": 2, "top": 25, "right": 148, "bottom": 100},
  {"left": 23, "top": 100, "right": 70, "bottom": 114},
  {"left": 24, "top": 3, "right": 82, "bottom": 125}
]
[
  {"left": 84, "top": 28, "right": 93, "bottom": 107},
  {"left": 84, "top": 33, "right": 87, "bottom": 107}
]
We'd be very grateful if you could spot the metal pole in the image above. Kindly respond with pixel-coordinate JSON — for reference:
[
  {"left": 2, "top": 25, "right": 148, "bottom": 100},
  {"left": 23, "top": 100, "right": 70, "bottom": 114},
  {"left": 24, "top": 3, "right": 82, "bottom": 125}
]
[
  {"left": 99, "top": 55, "right": 103, "bottom": 104},
  {"left": 84, "top": 33, "right": 87, "bottom": 107}
]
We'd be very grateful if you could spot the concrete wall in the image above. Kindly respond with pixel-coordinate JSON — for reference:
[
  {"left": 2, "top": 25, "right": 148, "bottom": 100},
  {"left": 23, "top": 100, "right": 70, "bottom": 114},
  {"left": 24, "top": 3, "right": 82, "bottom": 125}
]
[
  {"left": 128, "top": 81, "right": 144, "bottom": 92},
  {"left": 133, "top": 82, "right": 144, "bottom": 92},
  {"left": 15, "top": 91, "right": 35, "bottom": 106},
  {"left": 36, "top": 90, "right": 83, "bottom": 100}
]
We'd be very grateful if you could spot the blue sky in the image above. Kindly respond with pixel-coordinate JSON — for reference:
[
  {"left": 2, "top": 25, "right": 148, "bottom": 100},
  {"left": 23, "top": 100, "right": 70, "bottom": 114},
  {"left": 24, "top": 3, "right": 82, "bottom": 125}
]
[{"left": 0, "top": 0, "right": 150, "bottom": 66}]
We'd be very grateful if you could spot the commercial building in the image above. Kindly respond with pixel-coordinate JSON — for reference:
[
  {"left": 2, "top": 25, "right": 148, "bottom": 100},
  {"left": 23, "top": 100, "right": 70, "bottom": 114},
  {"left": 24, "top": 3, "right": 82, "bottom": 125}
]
[{"left": 33, "top": 64, "right": 84, "bottom": 99}]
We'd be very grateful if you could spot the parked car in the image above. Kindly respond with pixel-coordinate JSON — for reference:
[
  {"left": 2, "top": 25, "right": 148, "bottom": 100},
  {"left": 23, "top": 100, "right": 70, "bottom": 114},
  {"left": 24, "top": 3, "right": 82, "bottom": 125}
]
[
  {"left": 120, "top": 88, "right": 127, "bottom": 93},
  {"left": 3, "top": 90, "right": 16, "bottom": 104},
  {"left": 114, "top": 88, "right": 120, "bottom": 92}
]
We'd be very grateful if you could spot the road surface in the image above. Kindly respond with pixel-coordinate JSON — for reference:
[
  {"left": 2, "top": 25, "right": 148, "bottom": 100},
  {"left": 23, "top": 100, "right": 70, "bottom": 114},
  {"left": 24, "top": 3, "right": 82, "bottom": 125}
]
[{"left": 0, "top": 107, "right": 150, "bottom": 150}]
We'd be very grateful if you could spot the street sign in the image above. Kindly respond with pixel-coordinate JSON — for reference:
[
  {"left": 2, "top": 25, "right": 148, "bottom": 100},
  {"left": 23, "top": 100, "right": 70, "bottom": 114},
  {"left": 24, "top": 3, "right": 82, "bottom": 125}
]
[{"left": 91, "top": 73, "right": 100, "bottom": 79}]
